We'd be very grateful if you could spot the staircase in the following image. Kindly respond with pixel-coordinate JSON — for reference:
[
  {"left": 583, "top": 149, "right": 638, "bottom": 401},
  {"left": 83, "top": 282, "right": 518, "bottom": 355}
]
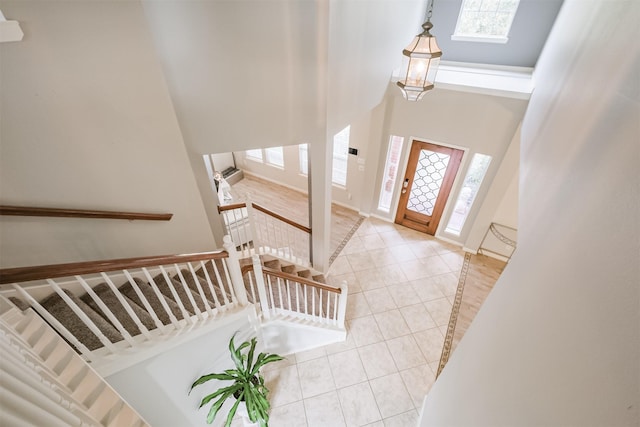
[
  {"left": 0, "top": 203, "right": 348, "bottom": 425},
  {"left": 0, "top": 236, "right": 347, "bottom": 372}
]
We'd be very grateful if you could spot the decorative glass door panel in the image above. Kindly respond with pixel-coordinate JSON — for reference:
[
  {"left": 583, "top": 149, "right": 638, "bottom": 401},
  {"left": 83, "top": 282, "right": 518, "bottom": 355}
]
[
  {"left": 395, "top": 141, "right": 464, "bottom": 235},
  {"left": 406, "top": 150, "right": 451, "bottom": 217}
]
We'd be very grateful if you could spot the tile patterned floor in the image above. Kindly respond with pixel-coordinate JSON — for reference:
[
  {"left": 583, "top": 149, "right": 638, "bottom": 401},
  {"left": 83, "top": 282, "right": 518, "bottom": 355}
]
[{"left": 258, "top": 217, "right": 467, "bottom": 426}]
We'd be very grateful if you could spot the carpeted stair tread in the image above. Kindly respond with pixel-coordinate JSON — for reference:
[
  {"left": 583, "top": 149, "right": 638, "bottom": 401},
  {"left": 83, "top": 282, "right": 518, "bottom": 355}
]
[
  {"left": 152, "top": 273, "right": 204, "bottom": 315},
  {"left": 280, "top": 264, "right": 296, "bottom": 274},
  {"left": 312, "top": 274, "right": 326, "bottom": 284},
  {"left": 263, "top": 259, "right": 281, "bottom": 270},
  {"left": 40, "top": 289, "right": 123, "bottom": 351},
  {"left": 178, "top": 269, "right": 223, "bottom": 308},
  {"left": 296, "top": 269, "right": 312, "bottom": 279},
  {"left": 81, "top": 283, "right": 156, "bottom": 336},
  {"left": 195, "top": 259, "right": 234, "bottom": 301},
  {"left": 119, "top": 277, "right": 185, "bottom": 324}
]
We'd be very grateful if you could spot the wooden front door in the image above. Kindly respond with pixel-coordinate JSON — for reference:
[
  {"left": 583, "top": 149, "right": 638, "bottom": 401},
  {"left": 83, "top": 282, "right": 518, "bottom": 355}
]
[{"left": 395, "top": 140, "right": 464, "bottom": 235}]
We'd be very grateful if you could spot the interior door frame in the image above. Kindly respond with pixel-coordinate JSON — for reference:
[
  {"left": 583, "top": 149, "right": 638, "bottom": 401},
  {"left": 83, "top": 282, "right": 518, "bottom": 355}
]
[{"left": 393, "top": 138, "right": 467, "bottom": 235}]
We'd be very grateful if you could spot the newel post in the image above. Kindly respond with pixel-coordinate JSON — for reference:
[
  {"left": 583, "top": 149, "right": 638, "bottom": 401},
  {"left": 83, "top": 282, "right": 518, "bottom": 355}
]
[
  {"left": 337, "top": 280, "right": 349, "bottom": 328},
  {"left": 244, "top": 195, "right": 261, "bottom": 255},
  {"left": 223, "top": 235, "right": 248, "bottom": 306},
  {"left": 251, "top": 254, "right": 271, "bottom": 319}
]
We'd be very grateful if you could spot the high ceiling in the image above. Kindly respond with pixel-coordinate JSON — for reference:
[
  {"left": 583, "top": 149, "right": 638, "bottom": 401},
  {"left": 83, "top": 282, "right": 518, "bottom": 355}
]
[{"left": 429, "top": 0, "right": 564, "bottom": 67}]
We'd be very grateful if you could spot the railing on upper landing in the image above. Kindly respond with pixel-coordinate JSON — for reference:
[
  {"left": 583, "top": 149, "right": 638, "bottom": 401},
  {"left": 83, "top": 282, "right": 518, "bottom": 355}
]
[{"left": 218, "top": 200, "right": 312, "bottom": 267}]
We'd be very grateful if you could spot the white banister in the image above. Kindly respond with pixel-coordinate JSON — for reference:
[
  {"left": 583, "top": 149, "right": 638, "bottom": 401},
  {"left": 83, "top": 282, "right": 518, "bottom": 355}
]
[
  {"left": 337, "top": 280, "right": 348, "bottom": 328},
  {"left": 222, "top": 235, "right": 248, "bottom": 306},
  {"left": 197, "top": 260, "right": 223, "bottom": 310},
  {"left": 122, "top": 270, "right": 166, "bottom": 332},
  {"left": 173, "top": 266, "right": 206, "bottom": 321},
  {"left": 100, "top": 274, "right": 153, "bottom": 340},
  {"left": 245, "top": 198, "right": 260, "bottom": 255},
  {"left": 208, "top": 259, "right": 230, "bottom": 306},
  {"left": 48, "top": 279, "right": 119, "bottom": 354},
  {"left": 219, "top": 259, "right": 237, "bottom": 302},
  {"left": 158, "top": 266, "right": 196, "bottom": 325},
  {"left": 251, "top": 255, "right": 270, "bottom": 319},
  {"left": 75, "top": 276, "right": 136, "bottom": 346},
  {"left": 141, "top": 267, "right": 181, "bottom": 328},
  {"left": 186, "top": 263, "right": 214, "bottom": 316}
]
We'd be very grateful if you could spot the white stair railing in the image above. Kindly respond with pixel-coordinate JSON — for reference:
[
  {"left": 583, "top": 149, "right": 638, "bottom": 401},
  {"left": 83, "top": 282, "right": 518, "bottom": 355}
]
[
  {"left": 0, "top": 246, "right": 247, "bottom": 365},
  {"left": 245, "top": 255, "right": 347, "bottom": 329},
  {"left": 219, "top": 200, "right": 312, "bottom": 266}
]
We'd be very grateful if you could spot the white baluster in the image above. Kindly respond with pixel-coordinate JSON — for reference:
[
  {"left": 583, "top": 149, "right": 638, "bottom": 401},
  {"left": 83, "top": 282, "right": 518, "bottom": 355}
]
[
  {"left": 275, "top": 277, "right": 283, "bottom": 311},
  {"left": 173, "top": 266, "right": 206, "bottom": 321},
  {"left": 223, "top": 235, "right": 249, "bottom": 306},
  {"left": 158, "top": 266, "right": 195, "bottom": 325},
  {"left": 187, "top": 263, "right": 214, "bottom": 317},
  {"left": 208, "top": 259, "right": 230, "bottom": 306},
  {"left": 246, "top": 198, "right": 260, "bottom": 256},
  {"left": 123, "top": 270, "right": 166, "bottom": 332},
  {"left": 100, "top": 274, "right": 152, "bottom": 340},
  {"left": 337, "top": 280, "right": 349, "bottom": 329},
  {"left": 303, "top": 284, "right": 308, "bottom": 315},
  {"left": 49, "top": 280, "right": 119, "bottom": 354},
  {"left": 142, "top": 267, "right": 180, "bottom": 328},
  {"left": 75, "top": 276, "right": 135, "bottom": 346},
  {"left": 251, "top": 255, "right": 270, "bottom": 319},
  {"left": 198, "top": 260, "right": 222, "bottom": 310}
]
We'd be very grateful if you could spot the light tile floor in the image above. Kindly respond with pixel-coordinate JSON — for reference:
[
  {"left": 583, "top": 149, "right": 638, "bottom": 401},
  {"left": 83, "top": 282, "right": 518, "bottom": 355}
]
[{"left": 260, "top": 217, "right": 466, "bottom": 426}]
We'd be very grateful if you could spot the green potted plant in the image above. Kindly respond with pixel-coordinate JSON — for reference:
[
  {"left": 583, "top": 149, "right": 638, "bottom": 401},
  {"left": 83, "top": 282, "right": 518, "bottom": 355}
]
[{"left": 190, "top": 334, "right": 283, "bottom": 426}]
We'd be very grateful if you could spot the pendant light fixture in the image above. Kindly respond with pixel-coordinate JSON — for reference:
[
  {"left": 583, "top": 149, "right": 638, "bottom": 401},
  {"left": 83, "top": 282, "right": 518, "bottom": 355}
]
[{"left": 397, "top": 0, "right": 442, "bottom": 101}]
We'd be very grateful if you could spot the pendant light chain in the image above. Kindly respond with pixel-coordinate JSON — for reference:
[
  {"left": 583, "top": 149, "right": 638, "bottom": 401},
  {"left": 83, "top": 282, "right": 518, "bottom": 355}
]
[{"left": 426, "top": 0, "right": 434, "bottom": 21}]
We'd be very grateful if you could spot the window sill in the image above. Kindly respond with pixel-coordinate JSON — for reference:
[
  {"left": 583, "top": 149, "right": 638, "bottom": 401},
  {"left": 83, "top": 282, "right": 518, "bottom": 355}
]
[{"left": 451, "top": 35, "right": 509, "bottom": 44}]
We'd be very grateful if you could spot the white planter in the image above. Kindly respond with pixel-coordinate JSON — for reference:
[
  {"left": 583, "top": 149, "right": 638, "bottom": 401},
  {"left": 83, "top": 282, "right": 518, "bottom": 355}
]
[{"left": 235, "top": 401, "right": 260, "bottom": 427}]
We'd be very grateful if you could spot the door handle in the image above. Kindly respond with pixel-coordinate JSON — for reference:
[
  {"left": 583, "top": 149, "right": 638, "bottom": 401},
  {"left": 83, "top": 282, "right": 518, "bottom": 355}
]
[{"left": 403, "top": 178, "right": 409, "bottom": 188}]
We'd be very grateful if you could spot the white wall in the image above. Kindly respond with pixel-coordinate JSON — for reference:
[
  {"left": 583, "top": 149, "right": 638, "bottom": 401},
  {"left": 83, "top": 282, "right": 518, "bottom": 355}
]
[
  {"left": 463, "top": 125, "right": 521, "bottom": 252},
  {"left": 234, "top": 145, "right": 309, "bottom": 196},
  {"left": 0, "top": 1, "right": 215, "bottom": 268},
  {"left": 493, "top": 173, "right": 519, "bottom": 228},
  {"left": 420, "top": 0, "right": 640, "bottom": 425}
]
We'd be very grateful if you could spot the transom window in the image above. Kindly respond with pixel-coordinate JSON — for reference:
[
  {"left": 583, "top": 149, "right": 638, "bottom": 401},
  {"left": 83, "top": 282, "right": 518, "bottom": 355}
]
[{"left": 452, "top": 0, "right": 520, "bottom": 43}]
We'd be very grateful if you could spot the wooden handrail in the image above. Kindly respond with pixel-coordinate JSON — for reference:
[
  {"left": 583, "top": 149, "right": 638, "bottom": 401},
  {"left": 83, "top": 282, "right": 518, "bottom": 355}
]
[
  {"left": 217, "top": 202, "right": 247, "bottom": 213},
  {"left": 251, "top": 203, "right": 311, "bottom": 234},
  {"left": 0, "top": 251, "right": 228, "bottom": 285},
  {"left": 218, "top": 201, "right": 311, "bottom": 234},
  {"left": 0, "top": 205, "right": 173, "bottom": 221},
  {"left": 241, "top": 264, "right": 340, "bottom": 294}
]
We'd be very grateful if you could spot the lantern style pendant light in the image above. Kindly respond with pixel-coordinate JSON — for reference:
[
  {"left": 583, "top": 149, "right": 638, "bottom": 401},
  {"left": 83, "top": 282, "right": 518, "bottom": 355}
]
[{"left": 397, "top": 0, "right": 442, "bottom": 101}]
